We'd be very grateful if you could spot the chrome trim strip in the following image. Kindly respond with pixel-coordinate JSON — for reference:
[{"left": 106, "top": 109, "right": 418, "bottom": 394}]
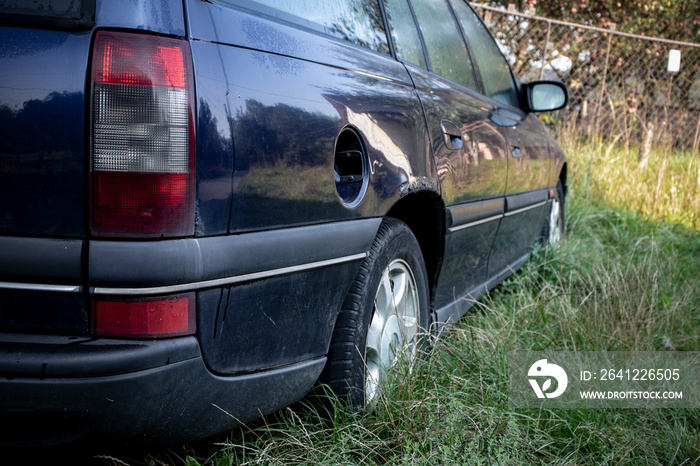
[
  {"left": 504, "top": 200, "right": 548, "bottom": 217},
  {"left": 0, "top": 282, "right": 81, "bottom": 293},
  {"left": 92, "top": 252, "right": 368, "bottom": 296},
  {"left": 448, "top": 199, "right": 550, "bottom": 233},
  {"left": 448, "top": 214, "right": 502, "bottom": 233}
]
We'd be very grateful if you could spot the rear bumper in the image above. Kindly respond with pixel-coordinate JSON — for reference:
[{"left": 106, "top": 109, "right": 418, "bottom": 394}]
[
  {"left": 0, "top": 333, "right": 325, "bottom": 447},
  {"left": 0, "top": 219, "right": 382, "bottom": 445}
]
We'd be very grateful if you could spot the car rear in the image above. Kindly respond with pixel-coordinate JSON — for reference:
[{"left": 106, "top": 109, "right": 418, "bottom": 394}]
[
  {"left": 0, "top": 0, "right": 193, "bottom": 445},
  {"left": 0, "top": 0, "right": 319, "bottom": 446}
]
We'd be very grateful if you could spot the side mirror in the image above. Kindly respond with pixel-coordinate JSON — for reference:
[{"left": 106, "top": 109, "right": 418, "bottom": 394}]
[{"left": 525, "top": 81, "right": 568, "bottom": 113}]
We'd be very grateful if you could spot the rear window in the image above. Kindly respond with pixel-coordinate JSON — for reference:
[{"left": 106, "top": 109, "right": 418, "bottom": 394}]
[
  {"left": 223, "top": 0, "right": 390, "bottom": 54},
  {"left": 0, "top": 0, "right": 95, "bottom": 30}
]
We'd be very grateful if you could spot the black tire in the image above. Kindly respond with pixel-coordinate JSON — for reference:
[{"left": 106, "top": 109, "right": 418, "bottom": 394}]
[
  {"left": 539, "top": 179, "right": 565, "bottom": 247},
  {"left": 319, "top": 217, "right": 430, "bottom": 410}
]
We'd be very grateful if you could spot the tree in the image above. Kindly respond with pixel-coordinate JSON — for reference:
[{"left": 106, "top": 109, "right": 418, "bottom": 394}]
[
  {"left": 488, "top": 0, "right": 699, "bottom": 43},
  {"left": 482, "top": 0, "right": 700, "bottom": 150}
]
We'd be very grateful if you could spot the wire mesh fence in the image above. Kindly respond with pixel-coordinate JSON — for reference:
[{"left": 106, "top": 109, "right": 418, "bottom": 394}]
[{"left": 473, "top": 3, "right": 700, "bottom": 154}]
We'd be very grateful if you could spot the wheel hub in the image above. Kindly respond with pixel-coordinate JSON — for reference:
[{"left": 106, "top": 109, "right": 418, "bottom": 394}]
[
  {"left": 364, "top": 259, "right": 419, "bottom": 405},
  {"left": 548, "top": 196, "right": 561, "bottom": 245}
]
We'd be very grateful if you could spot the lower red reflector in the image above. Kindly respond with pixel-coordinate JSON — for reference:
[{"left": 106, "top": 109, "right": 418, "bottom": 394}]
[
  {"left": 94, "top": 293, "right": 195, "bottom": 338},
  {"left": 91, "top": 171, "right": 193, "bottom": 237}
]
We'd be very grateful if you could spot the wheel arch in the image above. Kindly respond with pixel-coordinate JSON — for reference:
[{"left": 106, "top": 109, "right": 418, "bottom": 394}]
[
  {"left": 385, "top": 191, "right": 446, "bottom": 314},
  {"left": 559, "top": 161, "right": 568, "bottom": 198}
]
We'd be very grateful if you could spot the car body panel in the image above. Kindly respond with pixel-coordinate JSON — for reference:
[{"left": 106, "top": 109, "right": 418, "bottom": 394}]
[
  {"left": 503, "top": 111, "right": 553, "bottom": 197},
  {"left": 187, "top": 0, "right": 436, "bottom": 233},
  {"left": 190, "top": 41, "right": 236, "bottom": 237},
  {"left": 0, "top": 291, "right": 88, "bottom": 335},
  {"left": 0, "top": 27, "right": 89, "bottom": 238},
  {"left": 95, "top": 0, "right": 186, "bottom": 37}
]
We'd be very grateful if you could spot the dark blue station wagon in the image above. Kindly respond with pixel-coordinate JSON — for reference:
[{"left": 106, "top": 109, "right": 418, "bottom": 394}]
[{"left": 0, "top": 0, "right": 567, "bottom": 445}]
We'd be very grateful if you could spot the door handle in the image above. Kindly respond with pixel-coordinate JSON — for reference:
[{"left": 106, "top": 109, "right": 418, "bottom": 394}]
[
  {"left": 440, "top": 118, "right": 463, "bottom": 151},
  {"left": 446, "top": 133, "right": 463, "bottom": 150}
]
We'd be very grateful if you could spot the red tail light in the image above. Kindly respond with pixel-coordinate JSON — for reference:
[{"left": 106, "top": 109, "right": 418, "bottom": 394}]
[
  {"left": 93, "top": 293, "right": 196, "bottom": 338},
  {"left": 90, "top": 31, "right": 195, "bottom": 237}
]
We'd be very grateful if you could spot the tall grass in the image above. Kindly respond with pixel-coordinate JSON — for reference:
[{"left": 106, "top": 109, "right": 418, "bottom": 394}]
[
  {"left": 106, "top": 142, "right": 700, "bottom": 466},
  {"left": 565, "top": 138, "right": 700, "bottom": 230}
]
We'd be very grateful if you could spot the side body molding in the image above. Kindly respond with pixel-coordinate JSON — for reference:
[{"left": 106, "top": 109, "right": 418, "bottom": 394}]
[{"left": 89, "top": 218, "right": 382, "bottom": 293}]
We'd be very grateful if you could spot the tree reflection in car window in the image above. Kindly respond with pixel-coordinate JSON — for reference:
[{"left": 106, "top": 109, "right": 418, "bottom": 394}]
[
  {"left": 409, "top": 0, "right": 478, "bottom": 91},
  {"left": 384, "top": 0, "right": 427, "bottom": 69},
  {"left": 235, "top": 0, "right": 390, "bottom": 54}
]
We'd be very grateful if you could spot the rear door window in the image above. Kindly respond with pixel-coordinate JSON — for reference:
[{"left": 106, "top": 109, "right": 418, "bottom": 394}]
[
  {"left": 450, "top": 0, "right": 519, "bottom": 107},
  {"left": 408, "top": 0, "right": 477, "bottom": 91},
  {"left": 383, "top": 0, "right": 427, "bottom": 69},
  {"left": 227, "top": 0, "right": 390, "bottom": 54}
]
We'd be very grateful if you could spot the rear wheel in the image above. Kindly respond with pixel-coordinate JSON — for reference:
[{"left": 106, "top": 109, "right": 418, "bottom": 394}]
[{"left": 320, "top": 218, "right": 429, "bottom": 409}]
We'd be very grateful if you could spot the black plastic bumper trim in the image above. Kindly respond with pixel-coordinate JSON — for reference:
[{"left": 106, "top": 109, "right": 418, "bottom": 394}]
[
  {"left": 92, "top": 252, "right": 367, "bottom": 296},
  {"left": 447, "top": 197, "right": 504, "bottom": 230},
  {"left": 505, "top": 188, "right": 549, "bottom": 213},
  {"left": 446, "top": 189, "right": 553, "bottom": 234},
  {"left": 0, "top": 333, "right": 200, "bottom": 378},
  {"left": 89, "top": 218, "right": 382, "bottom": 291},
  {"left": 0, "top": 356, "right": 326, "bottom": 445},
  {"left": 0, "top": 237, "right": 83, "bottom": 284}
]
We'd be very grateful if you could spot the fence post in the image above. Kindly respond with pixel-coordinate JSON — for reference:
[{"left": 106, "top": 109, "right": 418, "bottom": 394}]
[
  {"left": 483, "top": 10, "right": 492, "bottom": 26},
  {"left": 594, "top": 23, "right": 617, "bottom": 140},
  {"left": 539, "top": 20, "right": 553, "bottom": 81}
]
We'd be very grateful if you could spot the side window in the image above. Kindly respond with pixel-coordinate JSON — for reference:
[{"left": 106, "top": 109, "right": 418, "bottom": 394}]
[
  {"left": 229, "top": 0, "right": 390, "bottom": 54},
  {"left": 384, "top": 0, "right": 427, "bottom": 69},
  {"left": 450, "top": 0, "right": 519, "bottom": 107},
  {"left": 409, "top": 0, "right": 477, "bottom": 91}
]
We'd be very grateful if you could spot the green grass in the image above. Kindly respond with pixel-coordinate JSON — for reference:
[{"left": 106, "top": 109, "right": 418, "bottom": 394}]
[
  {"left": 100, "top": 142, "right": 700, "bottom": 465},
  {"left": 565, "top": 138, "right": 700, "bottom": 231}
]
